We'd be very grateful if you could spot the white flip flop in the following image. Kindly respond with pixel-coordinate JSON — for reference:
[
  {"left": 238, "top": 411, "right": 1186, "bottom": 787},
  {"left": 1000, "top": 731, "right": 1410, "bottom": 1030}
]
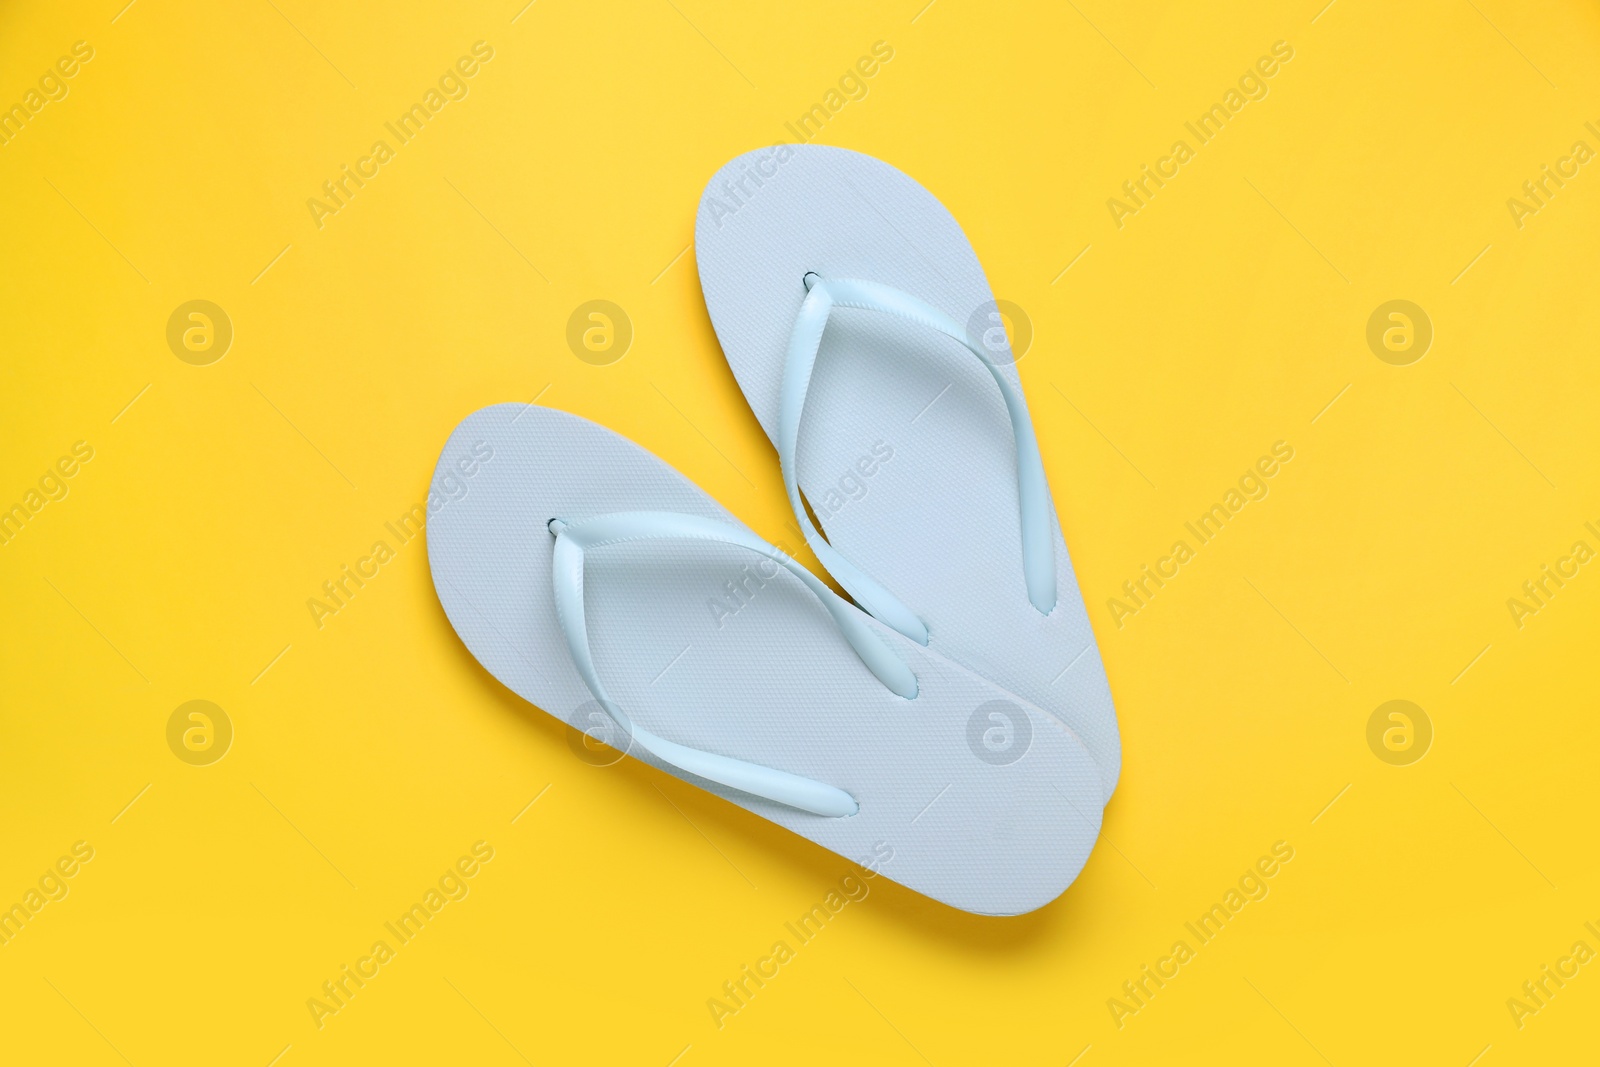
[
  {"left": 425, "top": 403, "right": 1103, "bottom": 915},
  {"left": 695, "top": 144, "right": 1122, "bottom": 802}
]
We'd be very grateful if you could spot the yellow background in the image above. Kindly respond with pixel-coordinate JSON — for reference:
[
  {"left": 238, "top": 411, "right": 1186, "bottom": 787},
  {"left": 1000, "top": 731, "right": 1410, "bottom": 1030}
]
[{"left": 3, "top": 0, "right": 1598, "bottom": 1063}]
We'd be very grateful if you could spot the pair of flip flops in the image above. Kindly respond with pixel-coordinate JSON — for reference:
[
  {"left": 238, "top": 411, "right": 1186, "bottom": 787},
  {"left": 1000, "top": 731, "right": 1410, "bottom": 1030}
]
[{"left": 427, "top": 146, "right": 1120, "bottom": 916}]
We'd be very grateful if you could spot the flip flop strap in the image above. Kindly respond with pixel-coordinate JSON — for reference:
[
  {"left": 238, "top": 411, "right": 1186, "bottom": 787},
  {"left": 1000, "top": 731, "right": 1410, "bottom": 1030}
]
[
  {"left": 778, "top": 275, "right": 1059, "bottom": 642},
  {"left": 547, "top": 510, "right": 918, "bottom": 818}
]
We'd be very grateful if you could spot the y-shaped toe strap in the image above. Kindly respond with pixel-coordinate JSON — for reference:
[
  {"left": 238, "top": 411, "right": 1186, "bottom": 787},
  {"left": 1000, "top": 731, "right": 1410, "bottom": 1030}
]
[
  {"left": 779, "top": 274, "right": 1058, "bottom": 641},
  {"left": 547, "top": 510, "right": 918, "bottom": 818}
]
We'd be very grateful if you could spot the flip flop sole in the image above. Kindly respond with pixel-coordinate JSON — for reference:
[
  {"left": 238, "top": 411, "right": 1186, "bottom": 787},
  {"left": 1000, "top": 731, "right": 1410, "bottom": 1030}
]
[
  {"left": 696, "top": 144, "right": 1122, "bottom": 802},
  {"left": 426, "top": 403, "right": 1104, "bottom": 915}
]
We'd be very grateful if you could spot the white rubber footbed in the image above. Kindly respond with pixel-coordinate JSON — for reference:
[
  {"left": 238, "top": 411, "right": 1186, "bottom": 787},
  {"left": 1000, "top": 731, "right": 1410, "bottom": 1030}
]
[
  {"left": 426, "top": 403, "right": 1103, "bottom": 915},
  {"left": 696, "top": 144, "right": 1121, "bottom": 801}
]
